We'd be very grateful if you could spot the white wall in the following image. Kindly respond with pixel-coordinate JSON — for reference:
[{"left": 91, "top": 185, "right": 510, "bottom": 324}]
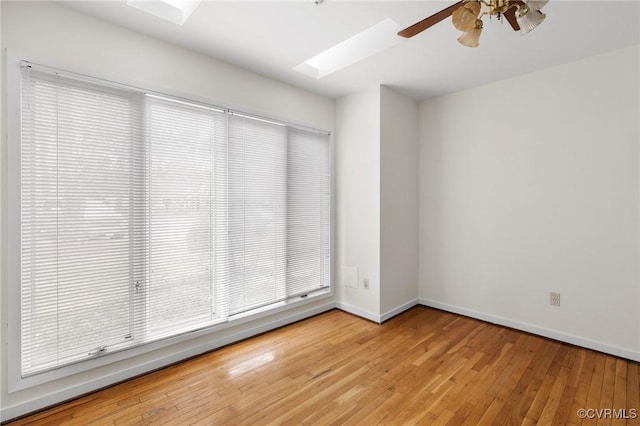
[
  {"left": 0, "top": 4, "right": 4, "bottom": 420},
  {"left": 419, "top": 45, "right": 640, "bottom": 360},
  {"left": 335, "top": 85, "right": 419, "bottom": 322},
  {"left": 1, "top": 1, "right": 335, "bottom": 421},
  {"left": 380, "top": 86, "right": 419, "bottom": 317},
  {"left": 335, "top": 86, "right": 381, "bottom": 320}
]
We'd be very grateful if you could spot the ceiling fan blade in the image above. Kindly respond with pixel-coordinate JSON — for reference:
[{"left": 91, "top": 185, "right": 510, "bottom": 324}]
[
  {"left": 503, "top": 2, "right": 523, "bottom": 31},
  {"left": 398, "top": 1, "right": 464, "bottom": 38}
]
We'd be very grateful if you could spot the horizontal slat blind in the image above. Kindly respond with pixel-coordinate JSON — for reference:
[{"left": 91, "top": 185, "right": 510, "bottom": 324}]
[
  {"left": 20, "top": 67, "right": 144, "bottom": 375},
  {"left": 286, "top": 129, "right": 331, "bottom": 297},
  {"left": 228, "top": 115, "right": 287, "bottom": 315},
  {"left": 145, "top": 96, "right": 228, "bottom": 339},
  {"left": 19, "top": 63, "right": 331, "bottom": 377}
]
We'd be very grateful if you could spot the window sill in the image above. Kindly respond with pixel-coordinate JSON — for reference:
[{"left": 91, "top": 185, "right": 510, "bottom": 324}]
[{"left": 9, "top": 288, "right": 334, "bottom": 393}]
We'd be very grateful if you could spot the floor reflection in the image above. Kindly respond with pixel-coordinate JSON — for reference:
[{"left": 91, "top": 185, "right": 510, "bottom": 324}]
[{"left": 228, "top": 351, "right": 275, "bottom": 377}]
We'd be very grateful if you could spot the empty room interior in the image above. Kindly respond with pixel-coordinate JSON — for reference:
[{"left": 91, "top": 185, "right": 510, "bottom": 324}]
[{"left": 1, "top": 0, "right": 639, "bottom": 424}]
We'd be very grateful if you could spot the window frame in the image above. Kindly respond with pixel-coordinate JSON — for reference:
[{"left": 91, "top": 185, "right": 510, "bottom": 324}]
[{"left": 6, "top": 50, "right": 334, "bottom": 393}]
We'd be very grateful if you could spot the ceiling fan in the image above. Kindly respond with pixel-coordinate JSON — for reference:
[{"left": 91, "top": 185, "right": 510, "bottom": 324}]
[{"left": 398, "top": 0, "right": 548, "bottom": 48}]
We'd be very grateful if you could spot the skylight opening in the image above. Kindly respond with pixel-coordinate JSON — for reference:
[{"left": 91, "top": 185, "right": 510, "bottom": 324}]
[
  {"left": 294, "top": 18, "right": 403, "bottom": 79},
  {"left": 126, "top": 0, "right": 201, "bottom": 25}
]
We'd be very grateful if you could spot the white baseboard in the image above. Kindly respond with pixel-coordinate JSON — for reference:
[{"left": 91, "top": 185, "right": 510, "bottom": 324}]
[
  {"left": 335, "top": 301, "right": 381, "bottom": 323},
  {"left": 380, "top": 299, "right": 419, "bottom": 323},
  {"left": 1, "top": 301, "right": 336, "bottom": 423},
  {"left": 419, "top": 298, "right": 640, "bottom": 362},
  {"left": 335, "top": 298, "right": 419, "bottom": 324}
]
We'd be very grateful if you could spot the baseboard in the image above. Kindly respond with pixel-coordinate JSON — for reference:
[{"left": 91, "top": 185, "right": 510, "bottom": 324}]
[
  {"left": 335, "top": 299, "right": 419, "bottom": 324},
  {"left": 1, "top": 301, "right": 336, "bottom": 423},
  {"left": 380, "top": 298, "right": 419, "bottom": 323},
  {"left": 335, "top": 301, "right": 381, "bottom": 323},
  {"left": 419, "top": 298, "right": 640, "bottom": 362}
]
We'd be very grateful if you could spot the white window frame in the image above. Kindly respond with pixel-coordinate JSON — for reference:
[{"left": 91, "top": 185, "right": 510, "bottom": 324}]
[{"left": 5, "top": 50, "right": 334, "bottom": 392}]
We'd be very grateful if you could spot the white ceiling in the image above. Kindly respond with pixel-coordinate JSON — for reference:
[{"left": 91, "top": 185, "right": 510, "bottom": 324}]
[{"left": 60, "top": 1, "right": 640, "bottom": 100}]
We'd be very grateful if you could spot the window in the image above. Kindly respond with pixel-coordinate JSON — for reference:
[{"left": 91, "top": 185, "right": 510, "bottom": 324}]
[
  {"left": 20, "top": 69, "right": 144, "bottom": 374},
  {"left": 145, "top": 95, "right": 227, "bottom": 339},
  {"left": 17, "top": 63, "right": 331, "bottom": 378},
  {"left": 228, "top": 115, "right": 288, "bottom": 314}
]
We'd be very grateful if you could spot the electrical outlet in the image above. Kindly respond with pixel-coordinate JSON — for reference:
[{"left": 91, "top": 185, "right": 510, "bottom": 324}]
[
  {"left": 550, "top": 292, "right": 560, "bottom": 307},
  {"left": 363, "top": 278, "right": 369, "bottom": 290}
]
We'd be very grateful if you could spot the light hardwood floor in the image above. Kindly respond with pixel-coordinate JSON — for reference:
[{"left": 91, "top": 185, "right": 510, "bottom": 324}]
[{"left": 7, "top": 306, "right": 640, "bottom": 425}]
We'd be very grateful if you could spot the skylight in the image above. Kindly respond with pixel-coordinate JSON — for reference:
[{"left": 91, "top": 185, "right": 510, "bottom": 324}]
[
  {"left": 126, "top": 0, "right": 201, "bottom": 25},
  {"left": 294, "top": 18, "right": 403, "bottom": 79}
]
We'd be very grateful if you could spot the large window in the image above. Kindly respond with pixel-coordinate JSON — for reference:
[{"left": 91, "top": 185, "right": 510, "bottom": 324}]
[{"left": 17, "top": 63, "right": 331, "bottom": 377}]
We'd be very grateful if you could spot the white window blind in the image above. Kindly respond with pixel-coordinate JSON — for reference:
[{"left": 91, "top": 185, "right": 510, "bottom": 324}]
[
  {"left": 18, "top": 63, "right": 331, "bottom": 377},
  {"left": 20, "top": 67, "right": 144, "bottom": 374},
  {"left": 228, "top": 115, "right": 287, "bottom": 314},
  {"left": 145, "top": 95, "right": 228, "bottom": 338},
  {"left": 286, "top": 129, "right": 331, "bottom": 297}
]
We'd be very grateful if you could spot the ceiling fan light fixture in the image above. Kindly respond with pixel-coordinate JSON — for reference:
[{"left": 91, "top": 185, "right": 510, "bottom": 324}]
[
  {"left": 464, "top": 1, "right": 482, "bottom": 16},
  {"left": 516, "top": 6, "right": 546, "bottom": 34},
  {"left": 452, "top": 5, "right": 479, "bottom": 32},
  {"left": 526, "top": 0, "right": 549, "bottom": 12},
  {"left": 457, "top": 19, "right": 483, "bottom": 48}
]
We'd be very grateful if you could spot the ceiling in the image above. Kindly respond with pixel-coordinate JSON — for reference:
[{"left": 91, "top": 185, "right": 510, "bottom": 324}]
[{"left": 60, "top": 1, "right": 640, "bottom": 101}]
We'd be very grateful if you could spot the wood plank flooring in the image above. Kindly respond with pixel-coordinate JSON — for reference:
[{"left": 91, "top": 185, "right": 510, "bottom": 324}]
[{"left": 7, "top": 306, "right": 640, "bottom": 425}]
